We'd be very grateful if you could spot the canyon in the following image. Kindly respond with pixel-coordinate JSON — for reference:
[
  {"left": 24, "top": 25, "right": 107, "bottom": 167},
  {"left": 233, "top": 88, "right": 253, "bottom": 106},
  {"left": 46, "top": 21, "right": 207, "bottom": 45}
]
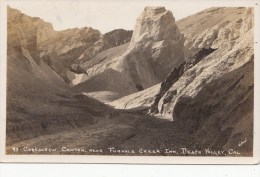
[{"left": 6, "top": 6, "right": 254, "bottom": 156}]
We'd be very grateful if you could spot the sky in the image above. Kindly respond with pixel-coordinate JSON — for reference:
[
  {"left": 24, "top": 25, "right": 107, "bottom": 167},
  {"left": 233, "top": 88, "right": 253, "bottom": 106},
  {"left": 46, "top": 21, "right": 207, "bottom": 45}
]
[{"left": 7, "top": 0, "right": 214, "bottom": 33}]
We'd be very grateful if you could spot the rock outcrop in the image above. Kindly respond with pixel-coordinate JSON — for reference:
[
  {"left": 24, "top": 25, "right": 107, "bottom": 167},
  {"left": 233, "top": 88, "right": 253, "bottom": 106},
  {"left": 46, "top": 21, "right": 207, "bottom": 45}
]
[
  {"left": 149, "top": 7, "right": 254, "bottom": 154},
  {"left": 74, "top": 7, "right": 185, "bottom": 101},
  {"left": 109, "top": 7, "right": 249, "bottom": 111},
  {"left": 150, "top": 47, "right": 216, "bottom": 113},
  {"left": 128, "top": 6, "right": 185, "bottom": 80},
  {"left": 7, "top": 7, "right": 63, "bottom": 84},
  {"left": 75, "top": 29, "right": 132, "bottom": 66},
  {"left": 108, "top": 7, "right": 254, "bottom": 154},
  {"left": 8, "top": 6, "right": 133, "bottom": 84},
  {"left": 104, "top": 29, "right": 133, "bottom": 48},
  {"left": 177, "top": 7, "right": 246, "bottom": 57},
  {"left": 40, "top": 27, "right": 102, "bottom": 82},
  {"left": 6, "top": 6, "right": 113, "bottom": 145},
  {"left": 6, "top": 6, "right": 254, "bottom": 156}
]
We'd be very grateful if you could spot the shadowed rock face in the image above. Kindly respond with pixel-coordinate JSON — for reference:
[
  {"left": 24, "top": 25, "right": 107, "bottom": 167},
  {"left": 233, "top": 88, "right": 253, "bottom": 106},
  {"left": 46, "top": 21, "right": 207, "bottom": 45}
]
[
  {"left": 74, "top": 6, "right": 185, "bottom": 99},
  {"left": 6, "top": 6, "right": 254, "bottom": 156},
  {"left": 40, "top": 27, "right": 102, "bottom": 82},
  {"left": 103, "top": 29, "right": 133, "bottom": 48},
  {"left": 149, "top": 8, "right": 254, "bottom": 154},
  {"left": 6, "top": 6, "right": 117, "bottom": 145},
  {"left": 155, "top": 7, "right": 254, "bottom": 118},
  {"left": 173, "top": 58, "right": 253, "bottom": 152},
  {"left": 107, "top": 7, "right": 254, "bottom": 154},
  {"left": 40, "top": 27, "right": 132, "bottom": 83},
  {"left": 7, "top": 7, "right": 54, "bottom": 65},
  {"left": 150, "top": 48, "right": 217, "bottom": 113},
  {"left": 8, "top": 6, "right": 133, "bottom": 84}
]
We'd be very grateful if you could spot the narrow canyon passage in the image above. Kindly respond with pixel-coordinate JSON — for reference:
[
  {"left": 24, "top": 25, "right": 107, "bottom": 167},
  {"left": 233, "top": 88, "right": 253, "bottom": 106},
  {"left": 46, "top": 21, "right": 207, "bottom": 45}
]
[
  {"left": 6, "top": 6, "right": 254, "bottom": 157},
  {"left": 6, "top": 106, "right": 200, "bottom": 155}
]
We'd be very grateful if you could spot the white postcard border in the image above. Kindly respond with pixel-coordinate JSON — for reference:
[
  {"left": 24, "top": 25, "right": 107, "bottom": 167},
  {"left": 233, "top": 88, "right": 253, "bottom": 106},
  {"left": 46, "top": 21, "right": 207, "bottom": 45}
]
[{"left": 0, "top": 0, "right": 259, "bottom": 164}]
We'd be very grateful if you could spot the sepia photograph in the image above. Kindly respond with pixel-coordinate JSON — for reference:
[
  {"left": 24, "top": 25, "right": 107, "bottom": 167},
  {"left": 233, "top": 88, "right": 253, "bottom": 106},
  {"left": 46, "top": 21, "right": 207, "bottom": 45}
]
[{"left": 0, "top": 0, "right": 259, "bottom": 163}]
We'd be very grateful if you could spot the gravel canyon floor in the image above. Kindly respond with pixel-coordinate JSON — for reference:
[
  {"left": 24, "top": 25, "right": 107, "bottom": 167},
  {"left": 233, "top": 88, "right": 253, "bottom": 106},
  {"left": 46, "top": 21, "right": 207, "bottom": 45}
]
[{"left": 6, "top": 6, "right": 254, "bottom": 156}]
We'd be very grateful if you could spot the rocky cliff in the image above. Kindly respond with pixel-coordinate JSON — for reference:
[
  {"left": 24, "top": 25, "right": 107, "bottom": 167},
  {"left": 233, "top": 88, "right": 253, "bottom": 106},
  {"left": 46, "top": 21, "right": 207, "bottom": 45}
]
[
  {"left": 8, "top": 6, "right": 132, "bottom": 84},
  {"left": 7, "top": 7, "right": 64, "bottom": 87},
  {"left": 106, "top": 7, "right": 254, "bottom": 154},
  {"left": 150, "top": 7, "right": 254, "bottom": 154},
  {"left": 6, "top": 6, "right": 115, "bottom": 145},
  {"left": 6, "top": 6, "right": 254, "bottom": 156},
  {"left": 74, "top": 7, "right": 185, "bottom": 101},
  {"left": 128, "top": 6, "right": 185, "bottom": 80},
  {"left": 177, "top": 7, "right": 247, "bottom": 57},
  {"left": 40, "top": 27, "right": 102, "bottom": 82},
  {"left": 39, "top": 26, "right": 132, "bottom": 83}
]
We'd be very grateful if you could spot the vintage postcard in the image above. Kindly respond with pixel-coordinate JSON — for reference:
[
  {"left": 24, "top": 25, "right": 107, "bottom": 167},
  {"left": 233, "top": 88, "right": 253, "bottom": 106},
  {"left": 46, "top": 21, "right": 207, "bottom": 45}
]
[{"left": 0, "top": 0, "right": 259, "bottom": 164}]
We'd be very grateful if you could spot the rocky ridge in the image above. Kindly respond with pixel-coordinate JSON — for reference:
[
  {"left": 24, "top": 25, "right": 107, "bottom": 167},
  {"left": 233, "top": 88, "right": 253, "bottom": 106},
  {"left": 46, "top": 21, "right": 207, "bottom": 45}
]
[
  {"left": 107, "top": 7, "right": 254, "bottom": 154},
  {"left": 40, "top": 27, "right": 132, "bottom": 84},
  {"left": 8, "top": 6, "right": 132, "bottom": 84},
  {"left": 177, "top": 7, "right": 247, "bottom": 57},
  {"left": 151, "top": 7, "right": 254, "bottom": 153},
  {"left": 6, "top": 6, "right": 115, "bottom": 145},
  {"left": 110, "top": 7, "right": 251, "bottom": 110},
  {"left": 6, "top": 6, "right": 254, "bottom": 155},
  {"left": 74, "top": 7, "right": 185, "bottom": 101}
]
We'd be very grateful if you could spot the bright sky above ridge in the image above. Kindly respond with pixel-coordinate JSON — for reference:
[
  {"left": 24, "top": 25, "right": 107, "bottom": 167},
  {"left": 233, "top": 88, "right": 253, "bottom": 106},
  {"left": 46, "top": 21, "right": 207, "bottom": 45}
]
[{"left": 8, "top": 0, "right": 212, "bottom": 33}]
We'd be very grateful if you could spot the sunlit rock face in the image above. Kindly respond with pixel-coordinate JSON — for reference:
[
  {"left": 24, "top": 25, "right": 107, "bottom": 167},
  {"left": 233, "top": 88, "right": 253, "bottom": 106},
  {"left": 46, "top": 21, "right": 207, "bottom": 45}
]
[
  {"left": 8, "top": 7, "right": 133, "bottom": 84},
  {"left": 74, "top": 6, "right": 185, "bottom": 100},
  {"left": 148, "top": 7, "right": 254, "bottom": 154},
  {"left": 129, "top": 6, "right": 185, "bottom": 80}
]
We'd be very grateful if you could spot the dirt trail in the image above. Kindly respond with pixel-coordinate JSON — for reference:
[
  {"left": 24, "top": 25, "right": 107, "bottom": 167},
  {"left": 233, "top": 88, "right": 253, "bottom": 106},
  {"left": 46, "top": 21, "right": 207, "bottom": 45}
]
[{"left": 6, "top": 109, "right": 200, "bottom": 155}]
